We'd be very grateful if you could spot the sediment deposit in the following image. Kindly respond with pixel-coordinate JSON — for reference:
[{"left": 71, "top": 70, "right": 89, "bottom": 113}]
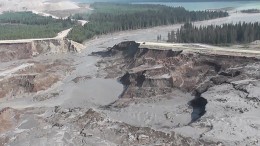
[
  {"left": 93, "top": 41, "right": 260, "bottom": 146},
  {"left": 0, "top": 40, "right": 260, "bottom": 146}
]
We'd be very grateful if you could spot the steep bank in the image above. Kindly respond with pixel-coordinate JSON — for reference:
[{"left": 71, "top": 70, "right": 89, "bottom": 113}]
[
  {"left": 0, "top": 59, "right": 74, "bottom": 100},
  {"left": 0, "top": 36, "right": 85, "bottom": 102},
  {"left": 0, "top": 38, "right": 84, "bottom": 62},
  {"left": 93, "top": 41, "right": 260, "bottom": 97},
  {"left": 93, "top": 41, "right": 260, "bottom": 146},
  {"left": 0, "top": 39, "right": 218, "bottom": 146}
]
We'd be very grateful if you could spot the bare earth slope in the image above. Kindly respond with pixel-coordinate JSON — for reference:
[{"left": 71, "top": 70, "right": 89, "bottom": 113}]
[
  {"left": 1, "top": 41, "right": 260, "bottom": 145},
  {"left": 92, "top": 41, "right": 260, "bottom": 146},
  {"left": 0, "top": 11, "right": 260, "bottom": 146}
]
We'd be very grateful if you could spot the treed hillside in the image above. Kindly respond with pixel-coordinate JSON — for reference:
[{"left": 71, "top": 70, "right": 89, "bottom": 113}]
[
  {"left": 0, "top": 12, "right": 74, "bottom": 40},
  {"left": 67, "top": 3, "right": 228, "bottom": 43},
  {"left": 168, "top": 22, "right": 260, "bottom": 44}
]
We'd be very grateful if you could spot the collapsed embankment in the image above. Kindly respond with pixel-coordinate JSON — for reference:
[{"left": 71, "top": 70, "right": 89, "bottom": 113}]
[
  {"left": 0, "top": 38, "right": 84, "bottom": 62},
  {"left": 0, "top": 38, "right": 83, "bottom": 100},
  {"left": 1, "top": 40, "right": 259, "bottom": 146},
  {"left": 93, "top": 41, "right": 260, "bottom": 96},
  {"left": 93, "top": 41, "right": 260, "bottom": 122},
  {"left": 0, "top": 59, "right": 74, "bottom": 100}
]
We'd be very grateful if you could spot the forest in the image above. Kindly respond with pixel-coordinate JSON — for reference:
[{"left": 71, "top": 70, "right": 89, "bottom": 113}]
[
  {"left": 67, "top": 3, "right": 228, "bottom": 43},
  {"left": 0, "top": 12, "right": 74, "bottom": 40},
  {"left": 167, "top": 22, "right": 260, "bottom": 44},
  {"left": 241, "top": 9, "right": 260, "bottom": 13}
]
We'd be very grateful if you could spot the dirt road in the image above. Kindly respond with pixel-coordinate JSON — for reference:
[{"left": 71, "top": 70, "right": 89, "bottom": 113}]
[
  {"left": 139, "top": 42, "right": 260, "bottom": 56},
  {"left": 0, "top": 28, "right": 72, "bottom": 44}
]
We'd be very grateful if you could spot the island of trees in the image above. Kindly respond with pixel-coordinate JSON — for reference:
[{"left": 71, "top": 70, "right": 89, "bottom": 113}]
[
  {"left": 167, "top": 22, "right": 260, "bottom": 44},
  {"left": 0, "top": 11, "right": 74, "bottom": 40},
  {"left": 68, "top": 3, "right": 228, "bottom": 43}
]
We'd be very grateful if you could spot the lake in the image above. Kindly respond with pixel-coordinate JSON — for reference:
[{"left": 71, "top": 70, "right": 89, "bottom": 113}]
[
  {"left": 133, "top": 1, "right": 260, "bottom": 11},
  {"left": 75, "top": 0, "right": 260, "bottom": 11}
]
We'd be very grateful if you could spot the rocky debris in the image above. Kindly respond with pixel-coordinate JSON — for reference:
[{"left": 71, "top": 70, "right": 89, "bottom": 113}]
[
  {"left": 77, "top": 108, "right": 220, "bottom": 146},
  {"left": 0, "top": 42, "right": 32, "bottom": 62},
  {"left": 33, "top": 92, "right": 60, "bottom": 102},
  {"left": 232, "top": 80, "right": 260, "bottom": 103},
  {"left": 1, "top": 40, "right": 260, "bottom": 146},
  {"left": 72, "top": 75, "right": 91, "bottom": 83},
  {"left": 93, "top": 41, "right": 260, "bottom": 145},
  {"left": 0, "top": 75, "right": 36, "bottom": 99},
  {"left": 0, "top": 108, "right": 20, "bottom": 134},
  {"left": 118, "top": 70, "right": 173, "bottom": 98},
  {"left": 198, "top": 83, "right": 260, "bottom": 146},
  {"left": 210, "top": 75, "right": 229, "bottom": 85},
  {"left": 93, "top": 41, "right": 260, "bottom": 98},
  {"left": 36, "top": 38, "right": 84, "bottom": 53},
  {"left": 52, "top": 107, "right": 219, "bottom": 146},
  {"left": 91, "top": 41, "right": 140, "bottom": 58},
  {"left": 68, "top": 40, "right": 85, "bottom": 53},
  {"left": 0, "top": 106, "right": 220, "bottom": 146},
  {"left": 77, "top": 108, "right": 105, "bottom": 127},
  {"left": 0, "top": 59, "right": 73, "bottom": 99}
]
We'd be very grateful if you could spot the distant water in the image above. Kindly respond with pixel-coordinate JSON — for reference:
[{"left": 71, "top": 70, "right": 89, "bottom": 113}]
[
  {"left": 75, "top": 0, "right": 260, "bottom": 11},
  {"left": 133, "top": 1, "right": 260, "bottom": 11}
]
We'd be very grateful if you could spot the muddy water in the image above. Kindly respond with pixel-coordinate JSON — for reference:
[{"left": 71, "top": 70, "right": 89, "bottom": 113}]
[
  {"left": 0, "top": 41, "right": 124, "bottom": 109},
  {"left": 58, "top": 41, "right": 124, "bottom": 108},
  {"left": 34, "top": 51, "right": 123, "bottom": 108},
  {"left": 61, "top": 78, "right": 123, "bottom": 108},
  {"left": 188, "top": 96, "right": 208, "bottom": 124}
]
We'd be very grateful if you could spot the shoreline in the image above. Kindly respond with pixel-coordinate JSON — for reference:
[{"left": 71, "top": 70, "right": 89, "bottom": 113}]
[{"left": 133, "top": 1, "right": 260, "bottom": 11}]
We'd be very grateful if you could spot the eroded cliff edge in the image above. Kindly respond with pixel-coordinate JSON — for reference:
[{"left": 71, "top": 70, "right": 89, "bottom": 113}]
[
  {"left": 0, "top": 38, "right": 84, "bottom": 100},
  {"left": 92, "top": 41, "right": 260, "bottom": 146},
  {"left": 0, "top": 38, "right": 84, "bottom": 62},
  {"left": 0, "top": 40, "right": 259, "bottom": 146}
]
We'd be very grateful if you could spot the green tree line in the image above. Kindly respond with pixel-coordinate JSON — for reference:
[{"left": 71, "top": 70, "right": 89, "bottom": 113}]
[
  {"left": 68, "top": 3, "right": 228, "bottom": 43},
  {"left": 0, "top": 12, "right": 75, "bottom": 40},
  {"left": 168, "top": 22, "right": 260, "bottom": 44},
  {"left": 0, "top": 11, "right": 73, "bottom": 26},
  {"left": 0, "top": 23, "right": 68, "bottom": 40}
]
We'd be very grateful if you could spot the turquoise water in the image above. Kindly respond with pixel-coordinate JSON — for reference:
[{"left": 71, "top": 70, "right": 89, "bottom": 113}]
[
  {"left": 75, "top": 0, "right": 260, "bottom": 11},
  {"left": 133, "top": 1, "right": 260, "bottom": 11}
]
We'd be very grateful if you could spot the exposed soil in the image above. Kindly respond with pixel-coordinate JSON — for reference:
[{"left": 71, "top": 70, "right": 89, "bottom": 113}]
[
  {"left": 0, "top": 38, "right": 83, "bottom": 63},
  {"left": 1, "top": 11, "right": 260, "bottom": 145},
  {"left": 93, "top": 41, "right": 260, "bottom": 97},
  {"left": 92, "top": 41, "right": 260, "bottom": 145},
  {"left": 0, "top": 0, "right": 81, "bottom": 14},
  {"left": 72, "top": 75, "right": 91, "bottom": 83},
  {"left": 0, "top": 59, "right": 74, "bottom": 100}
]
